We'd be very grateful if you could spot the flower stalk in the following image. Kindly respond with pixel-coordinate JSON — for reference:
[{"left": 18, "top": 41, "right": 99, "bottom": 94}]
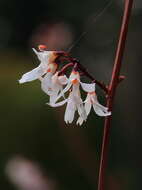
[{"left": 97, "top": 0, "right": 134, "bottom": 190}]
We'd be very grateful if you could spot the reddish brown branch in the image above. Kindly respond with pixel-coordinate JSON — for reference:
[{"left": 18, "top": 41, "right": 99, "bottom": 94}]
[
  {"left": 97, "top": 0, "right": 133, "bottom": 190},
  {"left": 77, "top": 63, "right": 108, "bottom": 93},
  {"left": 58, "top": 63, "right": 74, "bottom": 75}
]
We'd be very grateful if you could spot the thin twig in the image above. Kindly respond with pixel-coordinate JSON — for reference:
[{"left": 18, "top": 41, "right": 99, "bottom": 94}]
[
  {"left": 58, "top": 63, "right": 74, "bottom": 75},
  {"left": 97, "top": 0, "right": 133, "bottom": 190},
  {"left": 77, "top": 62, "right": 108, "bottom": 93},
  {"left": 67, "top": 57, "right": 108, "bottom": 93}
]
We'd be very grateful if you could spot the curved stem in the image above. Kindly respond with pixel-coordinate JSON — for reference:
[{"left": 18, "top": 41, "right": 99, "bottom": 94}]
[
  {"left": 58, "top": 63, "right": 74, "bottom": 75},
  {"left": 71, "top": 58, "right": 108, "bottom": 93},
  {"left": 97, "top": 0, "right": 133, "bottom": 190},
  {"left": 77, "top": 63, "right": 108, "bottom": 93}
]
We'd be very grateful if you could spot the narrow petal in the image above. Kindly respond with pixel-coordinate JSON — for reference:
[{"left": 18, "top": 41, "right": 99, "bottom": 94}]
[
  {"left": 55, "top": 82, "right": 72, "bottom": 102},
  {"left": 33, "top": 48, "right": 45, "bottom": 62},
  {"left": 64, "top": 95, "right": 76, "bottom": 124},
  {"left": 49, "top": 85, "right": 60, "bottom": 103},
  {"left": 77, "top": 103, "right": 87, "bottom": 121},
  {"left": 51, "top": 72, "right": 58, "bottom": 84},
  {"left": 95, "top": 102, "right": 109, "bottom": 111},
  {"left": 19, "top": 66, "right": 45, "bottom": 84},
  {"left": 58, "top": 75, "right": 68, "bottom": 85},
  {"left": 72, "top": 83, "right": 80, "bottom": 94},
  {"left": 84, "top": 101, "right": 92, "bottom": 116},
  {"left": 93, "top": 104, "right": 111, "bottom": 116},
  {"left": 80, "top": 82, "right": 95, "bottom": 92},
  {"left": 76, "top": 117, "right": 84, "bottom": 126},
  {"left": 49, "top": 92, "right": 58, "bottom": 103},
  {"left": 32, "top": 48, "right": 38, "bottom": 54},
  {"left": 32, "top": 48, "right": 51, "bottom": 64},
  {"left": 41, "top": 72, "right": 52, "bottom": 95},
  {"left": 47, "top": 99, "right": 67, "bottom": 107},
  {"left": 64, "top": 104, "right": 76, "bottom": 124},
  {"left": 84, "top": 94, "right": 92, "bottom": 116},
  {"left": 61, "top": 82, "right": 72, "bottom": 94}
]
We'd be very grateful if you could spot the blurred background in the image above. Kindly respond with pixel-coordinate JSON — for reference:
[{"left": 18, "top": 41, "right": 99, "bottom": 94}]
[{"left": 0, "top": 0, "right": 142, "bottom": 189}]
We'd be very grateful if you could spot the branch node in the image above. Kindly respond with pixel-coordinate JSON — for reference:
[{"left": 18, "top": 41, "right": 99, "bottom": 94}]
[{"left": 118, "top": 75, "right": 126, "bottom": 83}]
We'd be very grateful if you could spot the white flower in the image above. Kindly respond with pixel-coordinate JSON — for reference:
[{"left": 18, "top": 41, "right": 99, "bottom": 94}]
[
  {"left": 19, "top": 48, "right": 58, "bottom": 84},
  {"left": 48, "top": 70, "right": 97, "bottom": 125},
  {"left": 40, "top": 72, "right": 68, "bottom": 103},
  {"left": 84, "top": 92, "right": 111, "bottom": 117},
  {"left": 49, "top": 83, "right": 87, "bottom": 125},
  {"left": 55, "top": 71, "right": 95, "bottom": 102}
]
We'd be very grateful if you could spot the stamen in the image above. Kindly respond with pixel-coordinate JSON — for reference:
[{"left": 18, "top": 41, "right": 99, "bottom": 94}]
[
  {"left": 38, "top": 45, "right": 47, "bottom": 51},
  {"left": 72, "top": 79, "right": 79, "bottom": 84},
  {"left": 47, "top": 68, "right": 51, "bottom": 72}
]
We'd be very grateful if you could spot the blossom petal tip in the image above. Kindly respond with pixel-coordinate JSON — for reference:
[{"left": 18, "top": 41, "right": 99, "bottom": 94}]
[
  {"left": 32, "top": 48, "right": 37, "bottom": 53},
  {"left": 18, "top": 78, "right": 25, "bottom": 84},
  {"left": 107, "top": 112, "right": 111, "bottom": 116},
  {"left": 46, "top": 103, "right": 52, "bottom": 107}
]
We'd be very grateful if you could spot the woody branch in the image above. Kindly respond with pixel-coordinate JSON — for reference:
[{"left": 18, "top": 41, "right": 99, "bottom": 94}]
[{"left": 97, "top": 0, "right": 134, "bottom": 190}]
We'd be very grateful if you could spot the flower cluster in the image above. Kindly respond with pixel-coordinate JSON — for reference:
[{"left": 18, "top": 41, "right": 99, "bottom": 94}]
[{"left": 19, "top": 45, "right": 111, "bottom": 125}]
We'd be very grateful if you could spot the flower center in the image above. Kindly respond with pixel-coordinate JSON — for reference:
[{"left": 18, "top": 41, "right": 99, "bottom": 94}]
[
  {"left": 89, "top": 91, "right": 96, "bottom": 95},
  {"left": 47, "top": 68, "right": 51, "bottom": 72},
  {"left": 72, "top": 79, "right": 79, "bottom": 84},
  {"left": 38, "top": 45, "right": 47, "bottom": 51}
]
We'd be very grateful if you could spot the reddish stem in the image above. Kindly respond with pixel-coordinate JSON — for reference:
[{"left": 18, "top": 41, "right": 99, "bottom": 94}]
[
  {"left": 58, "top": 63, "right": 74, "bottom": 75},
  {"left": 72, "top": 58, "right": 108, "bottom": 93},
  {"left": 97, "top": 0, "right": 133, "bottom": 190},
  {"left": 77, "top": 62, "right": 108, "bottom": 93}
]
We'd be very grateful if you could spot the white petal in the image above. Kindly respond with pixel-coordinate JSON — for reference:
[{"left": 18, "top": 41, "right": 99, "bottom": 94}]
[
  {"left": 77, "top": 103, "right": 87, "bottom": 121},
  {"left": 62, "top": 82, "right": 72, "bottom": 93},
  {"left": 64, "top": 95, "right": 76, "bottom": 124},
  {"left": 84, "top": 93, "right": 90, "bottom": 103},
  {"left": 19, "top": 66, "right": 45, "bottom": 84},
  {"left": 55, "top": 82, "right": 72, "bottom": 102},
  {"left": 76, "top": 117, "right": 84, "bottom": 126},
  {"left": 49, "top": 83, "right": 65, "bottom": 103},
  {"left": 51, "top": 72, "right": 58, "bottom": 84},
  {"left": 38, "top": 77, "right": 43, "bottom": 81},
  {"left": 33, "top": 48, "right": 51, "bottom": 64},
  {"left": 84, "top": 102, "right": 92, "bottom": 116},
  {"left": 47, "top": 99, "right": 67, "bottom": 107},
  {"left": 49, "top": 85, "right": 61, "bottom": 103},
  {"left": 80, "top": 82, "right": 95, "bottom": 92},
  {"left": 95, "top": 102, "right": 109, "bottom": 111},
  {"left": 49, "top": 91, "right": 58, "bottom": 103},
  {"left": 72, "top": 83, "right": 80, "bottom": 94},
  {"left": 93, "top": 104, "right": 111, "bottom": 117},
  {"left": 58, "top": 75, "right": 68, "bottom": 85},
  {"left": 41, "top": 73, "right": 53, "bottom": 95},
  {"left": 32, "top": 48, "right": 38, "bottom": 55}
]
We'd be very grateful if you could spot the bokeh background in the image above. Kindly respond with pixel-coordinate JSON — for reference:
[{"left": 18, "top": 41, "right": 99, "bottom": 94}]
[{"left": 0, "top": 0, "right": 142, "bottom": 189}]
